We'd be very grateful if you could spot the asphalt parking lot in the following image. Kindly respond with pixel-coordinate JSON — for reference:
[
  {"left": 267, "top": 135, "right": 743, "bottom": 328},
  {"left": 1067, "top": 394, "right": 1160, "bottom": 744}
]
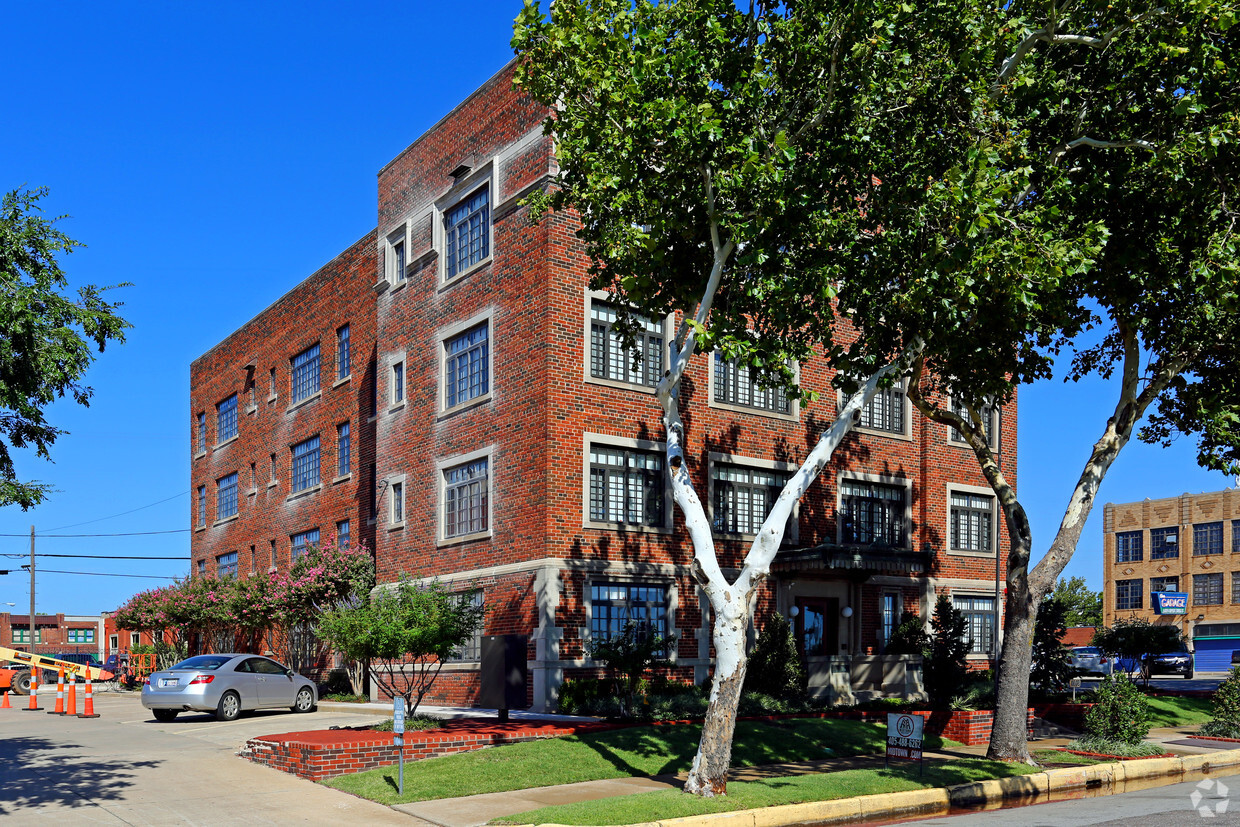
[{"left": 0, "top": 691, "right": 418, "bottom": 825}]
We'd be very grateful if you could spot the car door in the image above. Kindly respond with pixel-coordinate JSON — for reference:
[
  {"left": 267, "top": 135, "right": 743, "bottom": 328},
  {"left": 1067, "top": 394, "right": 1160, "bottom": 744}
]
[
  {"left": 252, "top": 657, "right": 296, "bottom": 707},
  {"left": 230, "top": 658, "right": 265, "bottom": 709}
]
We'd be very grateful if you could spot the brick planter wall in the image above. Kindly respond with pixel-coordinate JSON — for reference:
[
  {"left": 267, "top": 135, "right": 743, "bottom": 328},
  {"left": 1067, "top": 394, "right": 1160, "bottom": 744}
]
[{"left": 1033, "top": 702, "right": 1094, "bottom": 731}]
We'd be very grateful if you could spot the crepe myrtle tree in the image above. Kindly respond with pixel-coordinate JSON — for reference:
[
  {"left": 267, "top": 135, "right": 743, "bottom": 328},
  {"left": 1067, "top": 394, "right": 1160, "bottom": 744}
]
[
  {"left": 514, "top": 0, "right": 1078, "bottom": 794},
  {"left": 843, "top": 0, "right": 1239, "bottom": 762}
]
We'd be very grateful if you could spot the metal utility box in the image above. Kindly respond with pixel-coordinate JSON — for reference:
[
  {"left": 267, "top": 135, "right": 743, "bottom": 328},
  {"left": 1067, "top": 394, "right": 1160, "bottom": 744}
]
[{"left": 479, "top": 634, "right": 528, "bottom": 718}]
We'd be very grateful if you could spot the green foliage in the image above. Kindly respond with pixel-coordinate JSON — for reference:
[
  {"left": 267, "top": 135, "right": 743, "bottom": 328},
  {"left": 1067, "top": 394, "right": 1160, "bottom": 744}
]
[
  {"left": 1052, "top": 577, "right": 1103, "bottom": 629},
  {"left": 743, "top": 613, "right": 805, "bottom": 700},
  {"left": 1091, "top": 618, "right": 1183, "bottom": 681},
  {"left": 1031, "top": 596, "right": 1073, "bottom": 694},
  {"left": 1083, "top": 674, "right": 1151, "bottom": 746},
  {"left": 884, "top": 612, "right": 930, "bottom": 657},
  {"left": 1065, "top": 735, "right": 1165, "bottom": 759},
  {"left": 923, "top": 596, "right": 969, "bottom": 709},
  {"left": 0, "top": 186, "right": 130, "bottom": 509},
  {"left": 1200, "top": 666, "right": 1240, "bottom": 738},
  {"left": 587, "top": 620, "right": 676, "bottom": 717}
]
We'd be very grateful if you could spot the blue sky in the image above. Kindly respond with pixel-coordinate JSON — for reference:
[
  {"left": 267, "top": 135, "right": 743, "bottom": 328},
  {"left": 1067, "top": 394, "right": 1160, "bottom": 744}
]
[{"left": 1, "top": 2, "right": 1234, "bottom": 617}]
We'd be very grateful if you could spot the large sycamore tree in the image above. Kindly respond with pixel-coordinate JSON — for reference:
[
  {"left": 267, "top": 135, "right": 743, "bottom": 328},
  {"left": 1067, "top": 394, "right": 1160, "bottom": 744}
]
[
  {"left": 844, "top": 0, "right": 1239, "bottom": 762},
  {"left": 514, "top": 0, "right": 1091, "bottom": 794}
]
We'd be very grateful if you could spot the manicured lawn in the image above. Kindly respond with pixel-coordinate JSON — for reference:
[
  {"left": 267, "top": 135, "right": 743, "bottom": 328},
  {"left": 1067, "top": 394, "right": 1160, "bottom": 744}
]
[
  {"left": 323, "top": 718, "right": 953, "bottom": 805},
  {"left": 1143, "top": 695, "right": 1213, "bottom": 727}
]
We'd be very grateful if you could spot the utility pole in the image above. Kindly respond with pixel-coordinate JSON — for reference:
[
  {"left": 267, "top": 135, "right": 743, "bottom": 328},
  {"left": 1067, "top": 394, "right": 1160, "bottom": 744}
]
[{"left": 29, "top": 525, "right": 35, "bottom": 655}]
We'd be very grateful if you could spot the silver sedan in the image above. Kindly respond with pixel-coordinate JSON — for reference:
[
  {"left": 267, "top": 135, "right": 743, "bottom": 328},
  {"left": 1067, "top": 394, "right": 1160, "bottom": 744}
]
[{"left": 141, "top": 654, "right": 317, "bottom": 722}]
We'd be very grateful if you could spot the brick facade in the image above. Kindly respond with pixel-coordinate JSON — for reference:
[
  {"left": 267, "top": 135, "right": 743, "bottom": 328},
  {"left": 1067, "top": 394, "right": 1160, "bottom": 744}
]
[
  {"left": 1, "top": 613, "right": 104, "bottom": 658},
  {"left": 190, "top": 60, "right": 1016, "bottom": 711}
]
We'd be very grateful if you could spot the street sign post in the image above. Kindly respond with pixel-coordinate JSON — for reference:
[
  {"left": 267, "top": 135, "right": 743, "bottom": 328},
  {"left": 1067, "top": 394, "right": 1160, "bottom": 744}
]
[
  {"left": 886, "top": 713, "right": 925, "bottom": 776},
  {"left": 393, "top": 698, "right": 406, "bottom": 795}
]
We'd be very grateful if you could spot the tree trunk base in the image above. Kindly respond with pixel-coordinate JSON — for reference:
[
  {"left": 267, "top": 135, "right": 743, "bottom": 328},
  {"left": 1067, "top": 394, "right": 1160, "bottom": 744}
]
[{"left": 684, "top": 668, "right": 745, "bottom": 797}]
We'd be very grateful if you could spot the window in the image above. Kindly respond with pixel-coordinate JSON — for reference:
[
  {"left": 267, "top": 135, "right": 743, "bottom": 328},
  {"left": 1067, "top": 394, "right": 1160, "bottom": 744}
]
[
  {"left": 1151, "top": 526, "right": 1179, "bottom": 559},
  {"left": 130, "top": 632, "right": 140, "bottom": 647},
  {"left": 590, "top": 582, "right": 668, "bottom": 643},
  {"left": 369, "top": 463, "right": 377, "bottom": 519},
  {"left": 1194, "top": 522, "right": 1224, "bottom": 556},
  {"left": 880, "top": 593, "right": 898, "bottom": 652},
  {"left": 197, "top": 559, "right": 206, "bottom": 575},
  {"left": 1235, "top": 521, "right": 1240, "bottom": 554},
  {"left": 196, "top": 412, "right": 206, "bottom": 454},
  {"left": 337, "top": 519, "right": 351, "bottom": 549},
  {"left": 109, "top": 634, "right": 118, "bottom": 650},
  {"left": 713, "top": 354, "right": 791, "bottom": 414},
  {"left": 445, "top": 185, "right": 489, "bottom": 278},
  {"left": 250, "top": 544, "right": 257, "bottom": 574},
  {"left": 449, "top": 591, "right": 484, "bottom": 661},
  {"left": 217, "top": 394, "right": 238, "bottom": 443},
  {"left": 589, "top": 300, "right": 664, "bottom": 387},
  {"left": 269, "top": 453, "right": 277, "bottom": 484},
  {"left": 269, "top": 367, "right": 277, "bottom": 397},
  {"left": 269, "top": 539, "right": 277, "bottom": 568},
  {"left": 389, "top": 237, "right": 406, "bottom": 283},
  {"left": 67, "top": 628, "right": 95, "bottom": 644},
  {"left": 1233, "top": 572, "right": 1240, "bottom": 604},
  {"left": 950, "top": 397, "right": 997, "bottom": 447},
  {"left": 337, "top": 324, "right": 351, "bottom": 380},
  {"left": 1116, "top": 578, "right": 1144, "bottom": 610},
  {"left": 196, "top": 486, "right": 206, "bottom": 528},
  {"left": 391, "top": 360, "right": 405, "bottom": 406},
  {"left": 950, "top": 491, "right": 994, "bottom": 553},
  {"left": 291, "top": 343, "right": 321, "bottom": 403},
  {"left": 291, "top": 436, "right": 321, "bottom": 493},
  {"left": 444, "top": 322, "right": 489, "bottom": 409},
  {"left": 1194, "top": 573, "right": 1224, "bottom": 606},
  {"left": 712, "top": 464, "right": 789, "bottom": 537},
  {"left": 858, "top": 378, "right": 906, "bottom": 434},
  {"left": 1150, "top": 576, "right": 1179, "bottom": 594},
  {"left": 12, "top": 629, "right": 42, "bottom": 644},
  {"left": 291, "top": 528, "right": 319, "bottom": 561},
  {"left": 840, "top": 478, "right": 907, "bottom": 548},
  {"left": 1115, "top": 530, "right": 1144, "bottom": 563},
  {"left": 217, "top": 473, "right": 238, "bottom": 520},
  {"left": 217, "top": 551, "right": 238, "bottom": 577},
  {"left": 369, "top": 357, "right": 378, "bottom": 418},
  {"left": 390, "top": 481, "right": 404, "bottom": 525},
  {"left": 954, "top": 595, "right": 996, "bottom": 655},
  {"left": 444, "top": 457, "right": 489, "bottom": 538},
  {"left": 589, "top": 446, "right": 665, "bottom": 527},
  {"left": 337, "top": 422, "right": 351, "bottom": 477}
]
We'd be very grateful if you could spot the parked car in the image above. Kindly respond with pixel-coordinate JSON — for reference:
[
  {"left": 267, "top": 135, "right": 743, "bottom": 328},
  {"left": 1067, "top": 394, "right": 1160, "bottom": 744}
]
[
  {"left": 1068, "top": 646, "right": 1115, "bottom": 677},
  {"left": 140, "top": 654, "right": 317, "bottom": 722},
  {"left": 1142, "top": 644, "right": 1194, "bottom": 679},
  {"left": 1232, "top": 649, "right": 1240, "bottom": 667}
]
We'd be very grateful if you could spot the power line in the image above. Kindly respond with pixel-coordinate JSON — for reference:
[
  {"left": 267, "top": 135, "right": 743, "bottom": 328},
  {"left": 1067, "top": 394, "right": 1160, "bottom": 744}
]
[
  {"left": 44, "top": 489, "right": 191, "bottom": 532},
  {"left": 0, "top": 529, "right": 189, "bottom": 538},
  {"left": 32, "top": 569, "right": 181, "bottom": 580},
  {"left": 0, "top": 553, "right": 188, "bottom": 560}
]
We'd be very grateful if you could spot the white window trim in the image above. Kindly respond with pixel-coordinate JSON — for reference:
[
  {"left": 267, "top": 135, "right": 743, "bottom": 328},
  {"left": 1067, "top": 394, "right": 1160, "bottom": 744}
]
[
  {"left": 581, "top": 432, "right": 674, "bottom": 534},
  {"left": 580, "top": 575, "right": 679, "bottom": 664},
  {"left": 707, "top": 350, "right": 800, "bottom": 422},
  {"left": 706, "top": 451, "right": 799, "bottom": 544},
  {"left": 436, "top": 445, "right": 496, "bottom": 546},
  {"left": 381, "top": 222, "right": 410, "bottom": 290},
  {"left": 335, "top": 324, "right": 352, "bottom": 384},
  {"left": 388, "top": 349, "right": 407, "bottom": 411},
  {"left": 834, "top": 471, "right": 914, "bottom": 549},
  {"left": 947, "top": 396, "right": 1000, "bottom": 450},
  {"left": 435, "top": 160, "right": 497, "bottom": 290},
  {"left": 581, "top": 289, "right": 673, "bottom": 394},
  {"left": 837, "top": 381, "right": 913, "bottom": 442},
  {"left": 437, "top": 308, "right": 495, "bottom": 417},
  {"left": 386, "top": 473, "right": 407, "bottom": 530},
  {"left": 945, "top": 482, "right": 999, "bottom": 557}
]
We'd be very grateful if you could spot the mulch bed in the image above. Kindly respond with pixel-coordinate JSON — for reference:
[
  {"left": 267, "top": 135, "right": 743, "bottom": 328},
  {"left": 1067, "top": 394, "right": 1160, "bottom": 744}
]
[{"left": 1056, "top": 748, "right": 1177, "bottom": 761}]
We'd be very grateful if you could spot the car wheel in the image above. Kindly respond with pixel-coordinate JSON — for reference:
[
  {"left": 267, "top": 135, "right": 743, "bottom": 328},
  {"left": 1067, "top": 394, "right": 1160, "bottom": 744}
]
[
  {"left": 292, "top": 687, "right": 315, "bottom": 713},
  {"left": 1186, "top": 670, "right": 1194, "bottom": 680},
  {"left": 12, "top": 671, "right": 31, "bottom": 695},
  {"left": 153, "top": 709, "right": 179, "bottom": 722},
  {"left": 216, "top": 690, "right": 242, "bottom": 722}
]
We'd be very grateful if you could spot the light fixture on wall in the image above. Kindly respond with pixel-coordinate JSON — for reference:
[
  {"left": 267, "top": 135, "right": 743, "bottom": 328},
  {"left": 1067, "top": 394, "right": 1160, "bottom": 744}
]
[
  {"left": 841, "top": 606, "right": 854, "bottom": 618},
  {"left": 1197, "top": 614, "right": 1206, "bottom": 621},
  {"left": 789, "top": 606, "right": 800, "bottom": 617}
]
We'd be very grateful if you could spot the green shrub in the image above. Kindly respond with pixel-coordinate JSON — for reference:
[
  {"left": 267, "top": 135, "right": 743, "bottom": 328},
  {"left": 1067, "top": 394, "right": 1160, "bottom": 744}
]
[
  {"left": 1066, "top": 735, "right": 1165, "bottom": 758},
  {"left": 884, "top": 612, "right": 930, "bottom": 656},
  {"left": 1083, "top": 673, "right": 1151, "bottom": 745},
  {"left": 1030, "top": 596, "right": 1073, "bottom": 695},
  {"left": 923, "top": 595, "right": 968, "bottom": 708},
  {"left": 1204, "top": 666, "right": 1240, "bottom": 735},
  {"left": 743, "top": 613, "right": 806, "bottom": 699},
  {"left": 556, "top": 677, "right": 612, "bottom": 715}
]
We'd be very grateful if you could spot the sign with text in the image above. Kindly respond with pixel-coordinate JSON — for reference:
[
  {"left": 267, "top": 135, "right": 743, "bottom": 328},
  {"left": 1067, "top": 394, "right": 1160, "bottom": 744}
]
[
  {"left": 393, "top": 698, "right": 406, "bottom": 734},
  {"left": 1153, "top": 592, "right": 1189, "bottom": 615},
  {"left": 886, "top": 713, "right": 924, "bottom": 762}
]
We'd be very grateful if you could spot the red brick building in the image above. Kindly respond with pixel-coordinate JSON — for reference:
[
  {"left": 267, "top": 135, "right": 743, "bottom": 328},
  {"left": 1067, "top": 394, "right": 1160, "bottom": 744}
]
[
  {"left": 1, "top": 612, "right": 105, "bottom": 659},
  {"left": 189, "top": 61, "right": 1014, "bottom": 711}
]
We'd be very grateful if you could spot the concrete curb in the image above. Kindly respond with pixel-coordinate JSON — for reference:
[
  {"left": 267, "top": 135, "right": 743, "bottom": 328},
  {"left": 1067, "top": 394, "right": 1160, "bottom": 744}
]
[{"left": 515, "top": 748, "right": 1240, "bottom": 827}]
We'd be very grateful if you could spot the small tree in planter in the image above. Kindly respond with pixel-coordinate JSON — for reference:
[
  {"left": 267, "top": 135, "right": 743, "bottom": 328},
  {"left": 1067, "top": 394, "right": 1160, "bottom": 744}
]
[
  {"left": 1078, "top": 673, "right": 1152, "bottom": 751},
  {"left": 743, "top": 613, "right": 805, "bottom": 701},
  {"left": 587, "top": 620, "right": 676, "bottom": 718},
  {"left": 1200, "top": 667, "right": 1240, "bottom": 739},
  {"left": 924, "top": 596, "right": 968, "bottom": 709},
  {"left": 1092, "top": 618, "right": 1183, "bottom": 685}
]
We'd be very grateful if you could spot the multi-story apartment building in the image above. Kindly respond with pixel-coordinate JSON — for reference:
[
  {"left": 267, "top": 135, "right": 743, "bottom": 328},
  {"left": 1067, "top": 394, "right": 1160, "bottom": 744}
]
[
  {"left": 1103, "top": 487, "right": 1240, "bottom": 671},
  {"left": 189, "top": 61, "right": 1016, "bottom": 712}
]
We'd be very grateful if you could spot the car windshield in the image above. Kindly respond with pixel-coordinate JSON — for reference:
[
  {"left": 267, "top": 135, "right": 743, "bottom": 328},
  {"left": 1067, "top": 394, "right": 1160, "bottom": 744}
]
[{"left": 169, "top": 655, "right": 232, "bottom": 671}]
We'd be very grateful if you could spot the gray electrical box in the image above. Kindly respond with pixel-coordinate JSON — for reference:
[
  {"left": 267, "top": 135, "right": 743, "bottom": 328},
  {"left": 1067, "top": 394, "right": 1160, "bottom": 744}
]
[{"left": 479, "top": 634, "right": 528, "bottom": 719}]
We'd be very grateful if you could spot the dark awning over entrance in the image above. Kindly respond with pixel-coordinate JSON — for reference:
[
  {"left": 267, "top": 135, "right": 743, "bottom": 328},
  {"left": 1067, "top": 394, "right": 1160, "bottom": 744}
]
[{"left": 772, "top": 544, "right": 927, "bottom": 578}]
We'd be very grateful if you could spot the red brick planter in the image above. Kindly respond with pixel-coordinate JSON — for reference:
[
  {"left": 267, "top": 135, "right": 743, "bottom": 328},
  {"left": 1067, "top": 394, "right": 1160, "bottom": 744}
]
[{"left": 1032, "top": 702, "right": 1094, "bottom": 731}]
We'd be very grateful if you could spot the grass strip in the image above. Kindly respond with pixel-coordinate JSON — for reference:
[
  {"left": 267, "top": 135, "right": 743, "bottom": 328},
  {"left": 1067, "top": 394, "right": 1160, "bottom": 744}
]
[{"left": 1143, "top": 695, "right": 1213, "bottom": 727}]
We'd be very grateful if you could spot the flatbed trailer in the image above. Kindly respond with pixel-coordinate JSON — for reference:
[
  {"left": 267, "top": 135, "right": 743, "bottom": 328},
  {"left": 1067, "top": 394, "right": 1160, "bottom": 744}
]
[{"left": 0, "top": 646, "right": 113, "bottom": 695}]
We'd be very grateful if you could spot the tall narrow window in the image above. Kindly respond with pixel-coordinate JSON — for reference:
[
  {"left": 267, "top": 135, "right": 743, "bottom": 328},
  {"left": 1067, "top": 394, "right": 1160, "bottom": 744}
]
[
  {"left": 444, "top": 458, "right": 489, "bottom": 538},
  {"left": 269, "top": 453, "right": 277, "bottom": 483},
  {"left": 391, "top": 361, "right": 405, "bottom": 405},
  {"left": 217, "top": 473, "right": 238, "bottom": 520},
  {"left": 840, "top": 479, "right": 906, "bottom": 547},
  {"left": 391, "top": 239, "right": 406, "bottom": 283},
  {"left": 196, "top": 486, "right": 206, "bottom": 527},
  {"left": 269, "top": 367, "right": 277, "bottom": 397},
  {"left": 1115, "top": 530, "right": 1144, "bottom": 562},
  {"left": 589, "top": 446, "right": 664, "bottom": 527},
  {"left": 269, "top": 539, "right": 277, "bottom": 568},
  {"left": 249, "top": 462, "right": 256, "bottom": 491},
  {"left": 445, "top": 186, "right": 489, "bottom": 278},
  {"left": 589, "top": 300, "right": 664, "bottom": 387},
  {"left": 291, "top": 528, "right": 320, "bottom": 561},
  {"left": 880, "top": 593, "right": 898, "bottom": 651},
  {"left": 449, "top": 591, "right": 485, "bottom": 661},
  {"left": 713, "top": 354, "right": 791, "bottom": 414},
  {"left": 337, "top": 421, "right": 351, "bottom": 477},
  {"left": 390, "top": 481, "right": 404, "bottom": 524},
  {"left": 445, "top": 323, "right": 489, "bottom": 409},
  {"left": 950, "top": 491, "right": 994, "bottom": 553},
  {"left": 195, "top": 412, "right": 206, "bottom": 454},
  {"left": 337, "top": 519, "right": 351, "bottom": 549},
  {"left": 291, "top": 343, "right": 321, "bottom": 403},
  {"left": 217, "top": 394, "right": 238, "bottom": 442},
  {"left": 291, "top": 436, "right": 321, "bottom": 493},
  {"left": 337, "top": 324, "right": 351, "bottom": 380}
]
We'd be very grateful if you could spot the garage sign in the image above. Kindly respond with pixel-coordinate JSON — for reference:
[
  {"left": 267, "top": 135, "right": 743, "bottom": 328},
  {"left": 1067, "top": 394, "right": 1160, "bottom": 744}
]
[
  {"left": 886, "top": 712, "right": 924, "bottom": 774},
  {"left": 1153, "top": 592, "right": 1188, "bottom": 615}
]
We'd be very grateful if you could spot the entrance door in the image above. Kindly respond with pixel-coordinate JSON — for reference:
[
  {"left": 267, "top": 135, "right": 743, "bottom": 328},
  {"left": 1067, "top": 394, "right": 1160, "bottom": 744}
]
[{"left": 795, "top": 597, "right": 839, "bottom": 657}]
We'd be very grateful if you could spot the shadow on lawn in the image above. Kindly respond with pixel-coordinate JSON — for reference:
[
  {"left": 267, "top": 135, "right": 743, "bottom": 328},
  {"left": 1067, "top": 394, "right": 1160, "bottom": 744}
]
[{"left": 0, "top": 736, "right": 162, "bottom": 817}]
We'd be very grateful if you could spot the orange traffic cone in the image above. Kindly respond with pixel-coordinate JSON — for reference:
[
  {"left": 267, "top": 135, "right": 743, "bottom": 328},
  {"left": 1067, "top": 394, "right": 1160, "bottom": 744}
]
[
  {"left": 66, "top": 676, "right": 77, "bottom": 716},
  {"left": 49, "top": 667, "right": 65, "bottom": 715},
  {"left": 1, "top": 689, "right": 11, "bottom": 709},
  {"left": 22, "top": 675, "right": 41, "bottom": 711},
  {"left": 78, "top": 675, "right": 99, "bottom": 718}
]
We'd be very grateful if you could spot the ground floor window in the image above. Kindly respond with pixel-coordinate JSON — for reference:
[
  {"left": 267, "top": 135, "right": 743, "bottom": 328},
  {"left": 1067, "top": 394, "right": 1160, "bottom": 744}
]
[
  {"left": 953, "top": 595, "right": 996, "bottom": 655},
  {"left": 590, "top": 582, "right": 668, "bottom": 643},
  {"left": 449, "top": 590, "right": 484, "bottom": 662}
]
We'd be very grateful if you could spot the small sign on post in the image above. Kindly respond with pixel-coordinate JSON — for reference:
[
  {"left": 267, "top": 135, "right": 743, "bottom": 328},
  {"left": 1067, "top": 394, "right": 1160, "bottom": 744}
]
[
  {"left": 886, "top": 713, "right": 925, "bottom": 775},
  {"left": 393, "top": 698, "right": 406, "bottom": 796}
]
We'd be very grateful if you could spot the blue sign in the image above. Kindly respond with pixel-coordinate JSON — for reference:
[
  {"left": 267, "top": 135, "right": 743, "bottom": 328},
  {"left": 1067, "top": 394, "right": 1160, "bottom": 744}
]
[{"left": 1153, "top": 592, "right": 1188, "bottom": 615}]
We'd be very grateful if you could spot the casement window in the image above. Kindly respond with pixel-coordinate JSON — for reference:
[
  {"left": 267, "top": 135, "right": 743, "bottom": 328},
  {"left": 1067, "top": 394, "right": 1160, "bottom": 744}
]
[
  {"left": 1116, "top": 578, "right": 1143, "bottom": 610},
  {"left": 217, "top": 473, "right": 238, "bottom": 520},
  {"left": 443, "top": 457, "right": 489, "bottom": 539},
  {"left": 589, "top": 446, "right": 665, "bottom": 528},
  {"left": 1194, "top": 522, "right": 1224, "bottom": 556},
  {"left": 216, "top": 551, "right": 238, "bottom": 577},
  {"left": 269, "top": 539, "right": 277, "bottom": 568},
  {"left": 713, "top": 354, "right": 791, "bottom": 415},
  {"left": 590, "top": 582, "right": 669, "bottom": 644},
  {"left": 858, "top": 378, "right": 906, "bottom": 435},
  {"left": 195, "top": 412, "right": 206, "bottom": 454},
  {"left": 588, "top": 299, "right": 664, "bottom": 388},
  {"left": 1115, "top": 530, "right": 1144, "bottom": 563},
  {"left": 389, "top": 480, "right": 405, "bottom": 525},
  {"left": 1150, "top": 575, "right": 1179, "bottom": 595},
  {"left": 1151, "top": 526, "right": 1179, "bottom": 559},
  {"left": 337, "top": 324, "right": 351, "bottom": 380},
  {"left": 269, "top": 367, "right": 277, "bottom": 398},
  {"left": 290, "top": 343, "right": 321, "bottom": 403},
  {"left": 337, "top": 519, "right": 350, "bottom": 549},
  {"left": 444, "top": 322, "right": 489, "bottom": 410},
  {"left": 1232, "top": 572, "right": 1240, "bottom": 604},
  {"left": 337, "top": 421, "right": 351, "bottom": 477},
  {"left": 67, "top": 629, "right": 95, "bottom": 644},
  {"left": 445, "top": 185, "right": 490, "bottom": 279},
  {"left": 197, "top": 559, "right": 206, "bottom": 575},
  {"left": 217, "top": 394, "right": 238, "bottom": 443},
  {"left": 291, "top": 435, "right": 321, "bottom": 493},
  {"left": 840, "top": 478, "right": 907, "bottom": 548},
  {"left": 250, "top": 544, "right": 257, "bottom": 574},
  {"left": 196, "top": 486, "right": 207, "bottom": 528},
  {"left": 390, "top": 238, "right": 406, "bottom": 284},
  {"left": 390, "top": 360, "right": 405, "bottom": 406},
  {"left": 949, "top": 397, "right": 998, "bottom": 447},
  {"left": 711, "top": 463, "right": 790, "bottom": 537},
  {"left": 449, "top": 590, "right": 484, "bottom": 662},
  {"left": 249, "top": 462, "right": 257, "bottom": 492},
  {"left": 1234, "top": 520, "right": 1240, "bottom": 554},
  {"left": 13, "top": 629, "right": 42, "bottom": 644},
  {"left": 953, "top": 595, "right": 996, "bottom": 654},
  {"left": 291, "top": 528, "right": 319, "bottom": 561},
  {"left": 1194, "top": 573, "right": 1224, "bottom": 606},
  {"left": 950, "top": 491, "right": 995, "bottom": 553}
]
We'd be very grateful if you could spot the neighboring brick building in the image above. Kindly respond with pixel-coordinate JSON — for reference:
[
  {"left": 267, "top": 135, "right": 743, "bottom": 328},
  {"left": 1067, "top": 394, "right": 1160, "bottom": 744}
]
[
  {"left": 0, "top": 612, "right": 105, "bottom": 659},
  {"left": 1103, "top": 487, "right": 1240, "bottom": 671},
  {"left": 190, "top": 60, "right": 1016, "bottom": 711}
]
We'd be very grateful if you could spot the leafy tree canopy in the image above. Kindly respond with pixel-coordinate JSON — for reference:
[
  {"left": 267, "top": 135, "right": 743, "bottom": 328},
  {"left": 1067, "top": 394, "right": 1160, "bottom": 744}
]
[{"left": 1053, "top": 576, "right": 1103, "bottom": 628}]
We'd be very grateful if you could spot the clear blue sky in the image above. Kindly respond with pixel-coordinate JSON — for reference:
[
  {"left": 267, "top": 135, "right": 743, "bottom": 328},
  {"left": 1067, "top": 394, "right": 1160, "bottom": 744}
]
[{"left": 1, "top": 2, "right": 1234, "bottom": 616}]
